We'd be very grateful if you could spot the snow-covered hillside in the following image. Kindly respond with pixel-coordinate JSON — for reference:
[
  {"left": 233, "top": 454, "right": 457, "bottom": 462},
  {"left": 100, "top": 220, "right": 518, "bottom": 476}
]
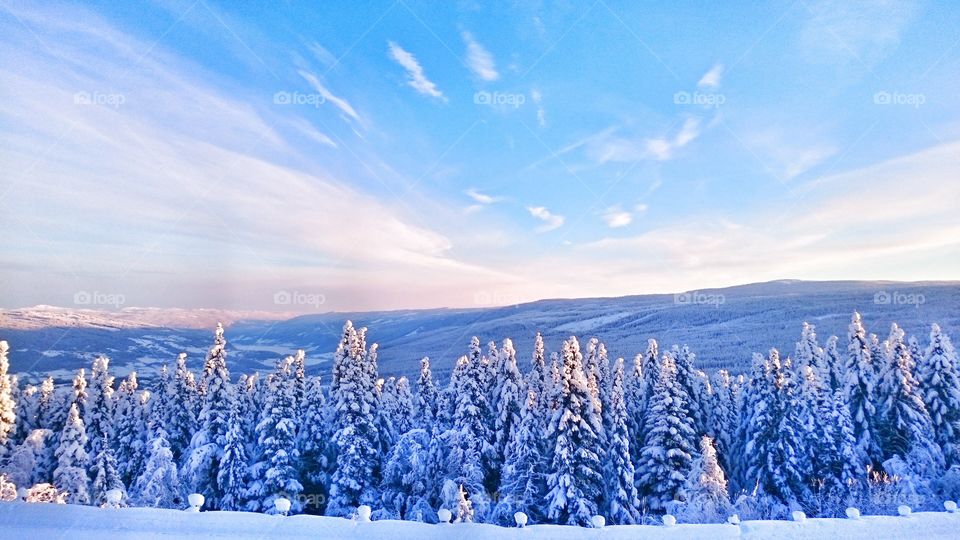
[
  {"left": 0, "top": 502, "right": 957, "bottom": 540},
  {"left": 3, "top": 280, "right": 959, "bottom": 382}
]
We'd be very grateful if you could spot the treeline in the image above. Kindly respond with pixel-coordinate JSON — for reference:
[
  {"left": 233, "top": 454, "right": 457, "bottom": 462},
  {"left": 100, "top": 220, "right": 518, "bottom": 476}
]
[{"left": 1, "top": 313, "right": 959, "bottom": 525}]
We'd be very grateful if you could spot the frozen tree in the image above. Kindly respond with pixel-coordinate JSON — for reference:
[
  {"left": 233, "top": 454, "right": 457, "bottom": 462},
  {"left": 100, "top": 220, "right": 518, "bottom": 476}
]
[
  {"left": 4, "top": 428, "right": 55, "bottom": 487},
  {"left": 378, "top": 428, "right": 433, "bottom": 520},
  {"left": 217, "top": 401, "right": 250, "bottom": 511},
  {"left": 741, "top": 349, "right": 810, "bottom": 510},
  {"left": 327, "top": 321, "right": 381, "bottom": 517},
  {"left": 393, "top": 376, "right": 415, "bottom": 436},
  {"left": 167, "top": 353, "right": 196, "bottom": 461},
  {"left": 113, "top": 372, "right": 148, "bottom": 486},
  {"left": 636, "top": 354, "right": 696, "bottom": 513},
  {"left": 133, "top": 423, "right": 183, "bottom": 509},
  {"left": 823, "top": 335, "right": 845, "bottom": 391},
  {"left": 918, "top": 324, "right": 960, "bottom": 466},
  {"left": 844, "top": 312, "right": 881, "bottom": 470},
  {"left": 54, "top": 404, "right": 90, "bottom": 505},
  {"left": 0, "top": 341, "right": 17, "bottom": 458},
  {"left": 415, "top": 357, "right": 438, "bottom": 430},
  {"left": 86, "top": 355, "right": 115, "bottom": 460},
  {"left": 455, "top": 483, "right": 474, "bottom": 523},
  {"left": 544, "top": 336, "right": 604, "bottom": 526},
  {"left": 184, "top": 323, "right": 233, "bottom": 509},
  {"left": 69, "top": 368, "right": 87, "bottom": 423},
  {"left": 604, "top": 357, "right": 641, "bottom": 524},
  {"left": 526, "top": 333, "right": 548, "bottom": 405},
  {"left": 292, "top": 349, "right": 307, "bottom": 417},
  {"left": 91, "top": 436, "right": 125, "bottom": 506},
  {"left": 444, "top": 352, "right": 491, "bottom": 518},
  {"left": 671, "top": 345, "right": 708, "bottom": 437},
  {"left": 678, "top": 436, "right": 731, "bottom": 523},
  {"left": 492, "top": 338, "right": 523, "bottom": 485},
  {"left": 493, "top": 387, "right": 547, "bottom": 525},
  {"left": 15, "top": 384, "right": 39, "bottom": 443},
  {"left": 875, "top": 324, "right": 943, "bottom": 475},
  {"left": 710, "top": 370, "right": 737, "bottom": 479},
  {"left": 249, "top": 357, "right": 303, "bottom": 514},
  {"left": 298, "top": 375, "right": 329, "bottom": 507}
]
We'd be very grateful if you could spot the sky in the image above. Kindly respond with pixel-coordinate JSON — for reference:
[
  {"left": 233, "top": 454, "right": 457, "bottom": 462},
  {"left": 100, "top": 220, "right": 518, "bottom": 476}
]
[{"left": 1, "top": 0, "right": 959, "bottom": 312}]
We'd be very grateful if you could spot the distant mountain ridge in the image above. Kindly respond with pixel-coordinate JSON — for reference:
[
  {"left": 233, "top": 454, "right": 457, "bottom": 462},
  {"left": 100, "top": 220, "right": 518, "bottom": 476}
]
[{"left": 2, "top": 280, "right": 958, "bottom": 383}]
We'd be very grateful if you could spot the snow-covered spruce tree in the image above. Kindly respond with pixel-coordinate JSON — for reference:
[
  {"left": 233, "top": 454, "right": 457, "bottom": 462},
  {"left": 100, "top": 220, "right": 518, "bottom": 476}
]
[
  {"left": 0, "top": 341, "right": 16, "bottom": 458},
  {"left": 378, "top": 427, "right": 433, "bottom": 521},
  {"left": 113, "top": 372, "right": 147, "bottom": 486},
  {"left": 795, "top": 322, "right": 825, "bottom": 379},
  {"left": 217, "top": 399, "right": 249, "bottom": 511},
  {"left": 741, "top": 349, "right": 811, "bottom": 513},
  {"left": 415, "top": 357, "right": 438, "bottom": 430},
  {"left": 526, "top": 333, "right": 548, "bottom": 405},
  {"left": 604, "top": 357, "right": 641, "bottom": 525},
  {"left": 15, "top": 384, "right": 39, "bottom": 444},
  {"left": 86, "top": 355, "right": 114, "bottom": 461},
  {"left": 4, "top": 428, "right": 55, "bottom": 487},
  {"left": 670, "top": 345, "right": 708, "bottom": 437},
  {"left": 544, "top": 336, "right": 604, "bottom": 526},
  {"left": 681, "top": 436, "right": 731, "bottom": 523},
  {"left": 54, "top": 403, "right": 90, "bottom": 505},
  {"left": 443, "top": 352, "right": 491, "bottom": 519},
  {"left": 875, "top": 324, "right": 943, "bottom": 476},
  {"left": 918, "top": 324, "right": 960, "bottom": 466},
  {"left": 292, "top": 349, "right": 307, "bottom": 418},
  {"left": 167, "top": 353, "right": 197, "bottom": 462},
  {"left": 492, "top": 338, "right": 523, "bottom": 490},
  {"left": 493, "top": 387, "right": 547, "bottom": 525},
  {"left": 709, "top": 370, "right": 737, "bottom": 486},
  {"left": 583, "top": 338, "right": 606, "bottom": 439},
  {"left": 393, "top": 376, "right": 415, "bottom": 437},
  {"left": 844, "top": 312, "right": 881, "bottom": 471},
  {"left": 327, "top": 321, "right": 382, "bottom": 517},
  {"left": 823, "top": 335, "right": 845, "bottom": 391},
  {"left": 91, "top": 436, "right": 125, "bottom": 506},
  {"left": 455, "top": 483, "right": 474, "bottom": 523},
  {"left": 795, "top": 362, "right": 847, "bottom": 498},
  {"left": 69, "top": 368, "right": 87, "bottom": 422},
  {"left": 249, "top": 357, "right": 303, "bottom": 514},
  {"left": 297, "top": 375, "right": 328, "bottom": 512},
  {"left": 133, "top": 423, "right": 183, "bottom": 509},
  {"left": 636, "top": 353, "right": 696, "bottom": 513},
  {"left": 184, "top": 323, "right": 233, "bottom": 509}
]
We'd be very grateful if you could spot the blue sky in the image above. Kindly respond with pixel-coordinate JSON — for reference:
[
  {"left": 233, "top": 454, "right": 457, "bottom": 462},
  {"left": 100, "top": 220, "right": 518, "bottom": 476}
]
[{"left": 1, "top": 0, "right": 959, "bottom": 312}]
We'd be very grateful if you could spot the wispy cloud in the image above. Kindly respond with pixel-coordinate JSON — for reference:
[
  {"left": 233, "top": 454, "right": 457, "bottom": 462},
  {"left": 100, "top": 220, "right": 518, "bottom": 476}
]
[
  {"left": 387, "top": 41, "right": 446, "bottom": 101},
  {"left": 589, "top": 117, "right": 701, "bottom": 163},
  {"left": 698, "top": 63, "right": 724, "bottom": 88},
  {"left": 602, "top": 206, "right": 632, "bottom": 228},
  {"left": 297, "top": 70, "right": 361, "bottom": 122},
  {"left": 466, "top": 188, "right": 499, "bottom": 204},
  {"left": 527, "top": 205, "right": 564, "bottom": 232},
  {"left": 463, "top": 31, "right": 499, "bottom": 81},
  {"left": 308, "top": 41, "right": 337, "bottom": 67}
]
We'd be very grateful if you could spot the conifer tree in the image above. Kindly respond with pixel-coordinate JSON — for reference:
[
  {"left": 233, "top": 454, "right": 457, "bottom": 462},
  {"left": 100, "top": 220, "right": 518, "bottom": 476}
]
[
  {"left": 134, "top": 424, "right": 183, "bottom": 509},
  {"left": 54, "top": 404, "right": 90, "bottom": 505},
  {"left": 249, "top": 357, "right": 303, "bottom": 513},
  {"left": 113, "top": 372, "right": 147, "bottom": 486},
  {"left": 91, "top": 436, "right": 125, "bottom": 506},
  {"left": 327, "top": 321, "right": 381, "bottom": 516},
  {"left": 678, "top": 436, "right": 731, "bottom": 523},
  {"left": 494, "top": 388, "right": 546, "bottom": 524},
  {"left": 636, "top": 354, "right": 696, "bottom": 512},
  {"left": 604, "top": 357, "right": 641, "bottom": 524},
  {"left": 918, "top": 324, "right": 960, "bottom": 466},
  {"left": 184, "top": 323, "right": 233, "bottom": 509},
  {"left": 167, "top": 353, "right": 196, "bottom": 462},
  {"left": 0, "top": 341, "right": 16, "bottom": 458},
  {"left": 544, "top": 336, "right": 604, "bottom": 526},
  {"left": 86, "top": 355, "right": 115, "bottom": 460},
  {"left": 844, "top": 312, "right": 881, "bottom": 470},
  {"left": 875, "top": 324, "right": 943, "bottom": 473},
  {"left": 415, "top": 357, "right": 438, "bottom": 430},
  {"left": 218, "top": 400, "right": 250, "bottom": 511},
  {"left": 492, "top": 338, "right": 523, "bottom": 486}
]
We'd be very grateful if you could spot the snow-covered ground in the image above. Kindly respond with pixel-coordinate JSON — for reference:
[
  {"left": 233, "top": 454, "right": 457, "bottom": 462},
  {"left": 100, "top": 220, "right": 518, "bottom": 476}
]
[{"left": 1, "top": 503, "right": 958, "bottom": 540}]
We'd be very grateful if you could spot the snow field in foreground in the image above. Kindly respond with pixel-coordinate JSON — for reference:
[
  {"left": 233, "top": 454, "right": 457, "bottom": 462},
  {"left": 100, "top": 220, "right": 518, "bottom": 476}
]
[{"left": 1, "top": 503, "right": 959, "bottom": 540}]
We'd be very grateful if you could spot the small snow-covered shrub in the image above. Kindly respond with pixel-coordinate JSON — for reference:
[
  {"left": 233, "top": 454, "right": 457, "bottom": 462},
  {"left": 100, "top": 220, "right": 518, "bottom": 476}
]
[
  {"left": 0, "top": 474, "right": 17, "bottom": 502},
  {"left": 25, "top": 483, "right": 67, "bottom": 504}
]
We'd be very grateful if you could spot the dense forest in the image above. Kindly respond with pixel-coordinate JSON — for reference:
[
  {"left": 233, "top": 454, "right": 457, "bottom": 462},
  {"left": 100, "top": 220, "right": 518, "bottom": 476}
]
[{"left": 1, "top": 312, "right": 959, "bottom": 526}]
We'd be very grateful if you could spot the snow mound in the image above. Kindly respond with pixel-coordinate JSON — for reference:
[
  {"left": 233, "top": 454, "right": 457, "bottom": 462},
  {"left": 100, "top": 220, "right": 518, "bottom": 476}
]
[{"left": 1, "top": 503, "right": 959, "bottom": 540}]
